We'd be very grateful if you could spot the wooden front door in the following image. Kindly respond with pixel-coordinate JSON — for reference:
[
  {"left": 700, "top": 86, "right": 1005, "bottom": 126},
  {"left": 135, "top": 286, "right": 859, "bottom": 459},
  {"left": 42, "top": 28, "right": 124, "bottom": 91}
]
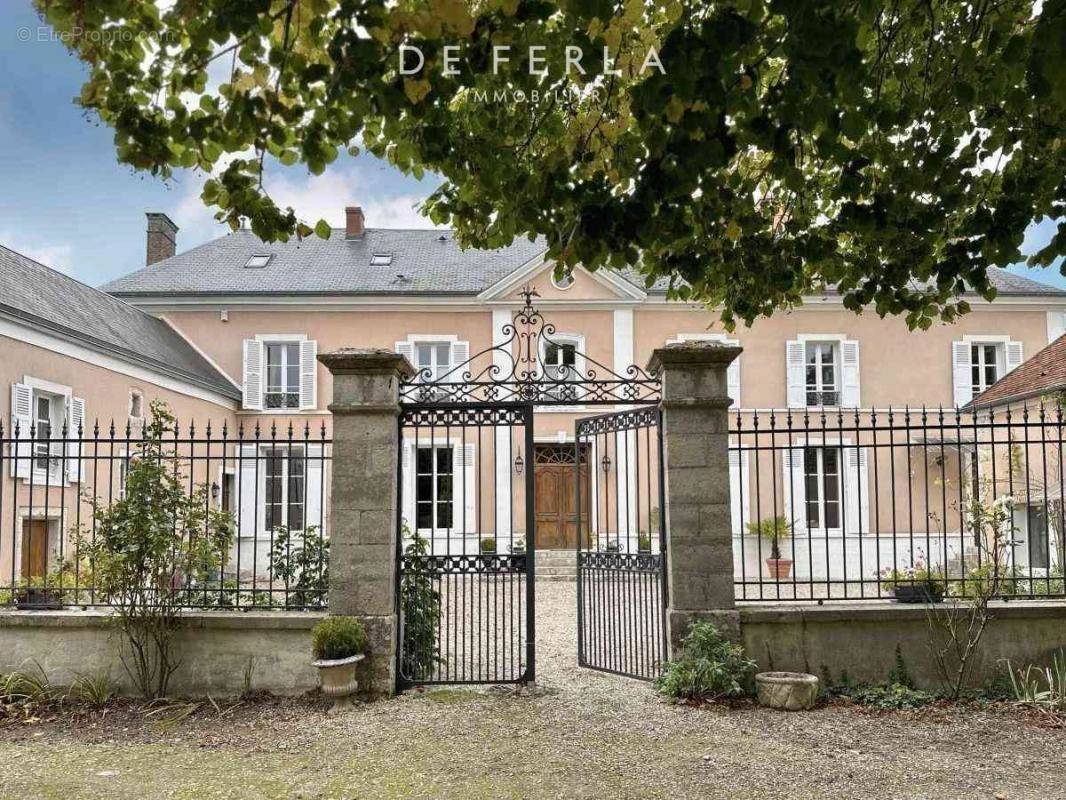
[
  {"left": 21, "top": 520, "right": 49, "bottom": 580},
  {"left": 533, "top": 445, "right": 589, "bottom": 549}
]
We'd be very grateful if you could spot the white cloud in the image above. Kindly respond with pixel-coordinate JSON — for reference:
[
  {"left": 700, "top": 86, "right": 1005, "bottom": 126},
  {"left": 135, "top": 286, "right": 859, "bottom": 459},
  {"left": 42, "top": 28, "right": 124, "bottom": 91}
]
[
  {"left": 0, "top": 231, "right": 74, "bottom": 274},
  {"left": 167, "top": 161, "right": 441, "bottom": 250}
]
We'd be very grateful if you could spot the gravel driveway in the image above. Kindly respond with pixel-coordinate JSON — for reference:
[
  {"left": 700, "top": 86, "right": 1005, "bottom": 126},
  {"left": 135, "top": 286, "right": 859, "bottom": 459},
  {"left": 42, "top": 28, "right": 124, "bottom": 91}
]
[{"left": 1, "top": 580, "right": 1064, "bottom": 800}]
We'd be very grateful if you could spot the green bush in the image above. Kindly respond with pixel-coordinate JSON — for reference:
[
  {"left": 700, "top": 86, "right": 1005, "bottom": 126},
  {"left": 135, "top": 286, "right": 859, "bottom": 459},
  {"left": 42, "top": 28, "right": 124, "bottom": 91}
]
[
  {"left": 311, "top": 616, "right": 368, "bottom": 661},
  {"left": 480, "top": 537, "right": 497, "bottom": 554},
  {"left": 655, "top": 622, "right": 756, "bottom": 703},
  {"left": 400, "top": 528, "right": 442, "bottom": 680},
  {"left": 850, "top": 683, "right": 937, "bottom": 710}
]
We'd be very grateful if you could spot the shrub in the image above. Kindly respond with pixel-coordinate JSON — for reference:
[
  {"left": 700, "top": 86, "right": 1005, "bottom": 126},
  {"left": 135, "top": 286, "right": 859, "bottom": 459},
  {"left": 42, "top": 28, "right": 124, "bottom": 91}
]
[
  {"left": 1005, "top": 650, "right": 1066, "bottom": 715},
  {"left": 480, "top": 537, "right": 497, "bottom": 554},
  {"left": 886, "top": 644, "right": 916, "bottom": 690},
  {"left": 850, "top": 683, "right": 937, "bottom": 710},
  {"left": 79, "top": 400, "right": 234, "bottom": 699},
  {"left": 655, "top": 621, "right": 756, "bottom": 703},
  {"left": 637, "top": 533, "right": 651, "bottom": 552},
  {"left": 268, "top": 525, "right": 329, "bottom": 609},
  {"left": 400, "top": 527, "right": 442, "bottom": 680},
  {"left": 312, "top": 616, "right": 368, "bottom": 661}
]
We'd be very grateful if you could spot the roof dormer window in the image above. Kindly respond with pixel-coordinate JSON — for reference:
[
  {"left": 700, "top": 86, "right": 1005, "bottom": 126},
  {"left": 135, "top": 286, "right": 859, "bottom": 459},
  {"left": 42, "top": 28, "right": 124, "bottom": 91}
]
[
  {"left": 370, "top": 252, "right": 394, "bottom": 267},
  {"left": 245, "top": 254, "right": 272, "bottom": 268}
]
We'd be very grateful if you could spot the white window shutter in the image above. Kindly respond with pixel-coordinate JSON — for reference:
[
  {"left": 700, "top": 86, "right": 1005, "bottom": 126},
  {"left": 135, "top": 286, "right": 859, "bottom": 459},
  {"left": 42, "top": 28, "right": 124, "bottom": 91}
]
[
  {"left": 782, "top": 447, "right": 807, "bottom": 535},
  {"left": 305, "top": 443, "right": 325, "bottom": 534},
  {"left": 1049, "top": 311, "right": 1066, "bottom": 344},
  {"left": 727, "top": 354, "right": 740, "bottom": 407},
  {"left": 729, "top": 449, "right": 750, "bottom": 534},
  {"left": 242, "top": 339, "right": 264, "bottom": 411},
  {"left": 952, "top": 341, "right": 972, "bottom": 407},
  {"left": 10, "top": 382, "right": 32, "bottom": 479},
  {"left": 843, "top": 446, "right": 869, "bottom": 534},
  {"left": 401, "top": 441, "right": 415, "bottom": 532},
  {"left": 66, "top": 396, "right": 85, "bottom": 483},
  {"left": 840, "top": 340, "right": 860, "bottom": 407},
  {"left": 299, "top": 339, "right": 317, "bottom": 410},
  {"left": 1005, "top": 340, "right": 1024, "bottom": 374},
  {"left": 451, "top": 340, "right": 469, "bottom": 380},
  {"left": 458, "top": 443, "right": 477, "bottom": 534},
  {"left": 395, "top": 340, "right": 415, "bottom": 370},
  {"left": 237, "top": 444, "right": 260, "bottom": 539},
  {"left": 786, "top": 341, "right": 806, "bottom": 408}
]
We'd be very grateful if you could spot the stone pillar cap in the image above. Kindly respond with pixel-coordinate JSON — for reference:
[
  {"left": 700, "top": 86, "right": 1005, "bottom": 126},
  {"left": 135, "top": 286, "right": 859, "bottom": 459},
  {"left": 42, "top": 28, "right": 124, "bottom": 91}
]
[
  {"left": 318, "top": 347, "right": 415, "bottom": 377},
  {"left": 647, "top": 340, "right": 743, "bottom": 373}
]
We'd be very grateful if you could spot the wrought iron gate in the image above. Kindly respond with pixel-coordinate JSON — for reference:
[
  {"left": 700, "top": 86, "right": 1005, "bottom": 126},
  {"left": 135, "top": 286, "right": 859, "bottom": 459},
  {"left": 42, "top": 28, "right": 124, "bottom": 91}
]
[
  {"left": 394, "top": 285, "right": 663, "bottom": 689},
  {"left": 576, "top": 407, "right": 668, "bottom": 681},
  {"left": 396, "top": 402, "right": 535, "bottom": 687}
]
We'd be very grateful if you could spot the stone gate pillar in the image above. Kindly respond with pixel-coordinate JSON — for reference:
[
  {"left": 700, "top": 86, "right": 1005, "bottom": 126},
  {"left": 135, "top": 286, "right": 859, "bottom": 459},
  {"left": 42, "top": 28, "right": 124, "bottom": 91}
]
[
  {"left": 319, "top": 348, "right": 413, "bottom": 697},
  {"left": 648, "top": 341, "right": 742, "bottom": 656}
]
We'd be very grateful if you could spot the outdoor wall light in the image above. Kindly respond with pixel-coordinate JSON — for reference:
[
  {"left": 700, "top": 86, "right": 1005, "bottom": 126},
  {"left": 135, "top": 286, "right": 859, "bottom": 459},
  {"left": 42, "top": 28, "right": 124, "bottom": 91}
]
[
  {"left": 514, "top": 449, "right": 524, "bottom": 475},
  {"left": 210, "top": 481, "right": 220, "bottom": 500},
  {"left": 601, "top": 454, "right": 612, "bottom": 474}
]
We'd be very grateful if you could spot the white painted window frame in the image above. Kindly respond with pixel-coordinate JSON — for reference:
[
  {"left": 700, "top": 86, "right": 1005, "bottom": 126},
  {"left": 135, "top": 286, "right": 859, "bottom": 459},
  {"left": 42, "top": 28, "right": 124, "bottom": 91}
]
[
  {"left": 20, "top": 376, "right": 73, "bottom": 485},
  {"left": 538, "top": 332, "right": 586, "bottom": 410}
]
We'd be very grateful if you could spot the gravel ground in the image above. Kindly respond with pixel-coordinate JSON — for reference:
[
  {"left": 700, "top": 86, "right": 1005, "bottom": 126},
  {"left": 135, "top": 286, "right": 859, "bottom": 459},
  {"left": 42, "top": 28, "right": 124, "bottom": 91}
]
[{"left": 1, "top": 580, "right": 1064, "bottom": 800}]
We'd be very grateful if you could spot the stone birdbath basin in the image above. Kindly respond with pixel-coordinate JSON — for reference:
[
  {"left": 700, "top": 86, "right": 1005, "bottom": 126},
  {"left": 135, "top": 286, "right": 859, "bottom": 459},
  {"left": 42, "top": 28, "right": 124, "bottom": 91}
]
[{"left": 755, "top": 671, "right": 819, "bottom": 711}]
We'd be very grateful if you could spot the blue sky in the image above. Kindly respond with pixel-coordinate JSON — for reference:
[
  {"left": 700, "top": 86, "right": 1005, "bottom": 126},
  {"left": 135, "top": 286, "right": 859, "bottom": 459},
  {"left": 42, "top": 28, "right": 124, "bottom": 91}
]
[{"left": 0, "top": 4, "right": 1062, "bottom": 292}]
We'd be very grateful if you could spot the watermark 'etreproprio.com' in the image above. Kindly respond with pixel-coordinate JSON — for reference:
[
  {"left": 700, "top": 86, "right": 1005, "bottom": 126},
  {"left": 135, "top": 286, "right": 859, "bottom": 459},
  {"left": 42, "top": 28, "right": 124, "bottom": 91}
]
[{"left": 16, "top": 26, "right": 179, "bottom": 44}]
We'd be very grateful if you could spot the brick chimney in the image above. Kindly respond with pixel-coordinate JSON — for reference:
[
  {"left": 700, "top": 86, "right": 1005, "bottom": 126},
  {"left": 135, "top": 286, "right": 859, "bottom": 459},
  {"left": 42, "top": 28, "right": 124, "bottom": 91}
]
[
  {"left": 145, "top": 212, "right": 178, "bottom": 265},
  {"left": 345, "top": 206, "right": 365, "bottom": 239}
]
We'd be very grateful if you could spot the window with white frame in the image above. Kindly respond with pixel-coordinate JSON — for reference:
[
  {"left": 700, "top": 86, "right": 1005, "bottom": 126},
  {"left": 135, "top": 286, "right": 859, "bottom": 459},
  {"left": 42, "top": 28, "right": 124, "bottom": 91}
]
[
  {"left": 415, "top": 341, "right": 454, "bottom": 381},
  {"left": 415, "top": 445, "right": 454, "bottom": 531},
  {"left": 265, "top": 342, "right": 301, "bottom": 409},
  {"left": 970, "top": 342, "right": 1003, "bottom": 395},
  {"left": 242, "top": 337, "right": 317, "bottom": 412},
  {"left": 263, "top": 446, "right": 305, "bottom": 530},
  {"left": 10, "top": 380, "right": 82, "bottom": 483},
  {"left": 33, "top": 394, "right": 55, "bottom": 471},
  {"left": 542, "top": 337, "right": 583, "bottom": 402},
  {"left": 804, "top": 447, "right": 842, "bottom": 530},
  {"left": 805, "top": 342, "right": 839, "bottom": 406},
  {"left": 952, "top": 338, "right": 1023, "bottom": 406}
]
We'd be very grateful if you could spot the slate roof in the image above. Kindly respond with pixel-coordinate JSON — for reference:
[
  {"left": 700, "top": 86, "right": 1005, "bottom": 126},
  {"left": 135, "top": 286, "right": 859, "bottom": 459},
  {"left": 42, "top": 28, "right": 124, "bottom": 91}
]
[
  {"left": 0, "top": 244, "right": 240, "bottom": 399},
  {"left": 967, "top": 335, "right": 1066, "bottom": 410},
  {"left": 102, "top": 227, "right": 1064, "bottom": 301},
  {"left": 103, "top": 228, "right": 550, "bottom": 296}
]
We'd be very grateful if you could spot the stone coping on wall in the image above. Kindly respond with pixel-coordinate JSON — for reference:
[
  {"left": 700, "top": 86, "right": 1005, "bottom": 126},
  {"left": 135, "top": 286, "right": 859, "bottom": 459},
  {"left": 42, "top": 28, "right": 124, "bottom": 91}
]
[
  {"left": 0, "top": 608, "right": 325, "bottom": 630},
  {"left": 738, "top": 599, "right": 1066, "bottom": 624}
]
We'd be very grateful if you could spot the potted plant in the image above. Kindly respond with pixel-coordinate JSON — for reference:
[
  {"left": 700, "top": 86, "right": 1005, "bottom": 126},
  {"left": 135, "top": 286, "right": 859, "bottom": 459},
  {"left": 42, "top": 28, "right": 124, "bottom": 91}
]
[
  {"left": 480, "top": 537, "right": 497, "bottom": 554},
  {"left": 879, "top": 561, "right": 945, "bottom": 603},
  {"left": 605, "top": 540, "right": 621, "bottom": 553},
  {"left": 509, "top": 537, "right": 526, "bottom": 555},
  {"left": 746, "top": 516, "right": 793, "bottom": 579},
  {"left": 312, "top": 616, "right": 368, "bottom": 711},
  {"left": 637, "top": 532, "right": 651, "bottom": 553}
]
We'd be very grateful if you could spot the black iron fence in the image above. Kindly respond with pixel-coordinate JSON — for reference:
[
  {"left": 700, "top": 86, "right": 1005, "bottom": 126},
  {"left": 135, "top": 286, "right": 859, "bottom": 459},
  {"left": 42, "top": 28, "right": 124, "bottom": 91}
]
[
  {"left": 1, "top": 419, "right": 331, "bottom": 610},
  {"left": 730, "top": 406, "right": 1066, "bottom": 602}
]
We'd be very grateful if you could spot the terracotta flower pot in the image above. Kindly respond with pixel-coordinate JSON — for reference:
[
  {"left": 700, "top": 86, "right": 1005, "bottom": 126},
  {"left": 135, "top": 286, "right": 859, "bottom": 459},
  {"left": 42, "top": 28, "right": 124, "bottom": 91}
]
[
  {"left": 313, "top": 653, "right": 365, "bottom": 712},
  {"left": 765, "top": 558, "right": 793, "bottom": 580}
]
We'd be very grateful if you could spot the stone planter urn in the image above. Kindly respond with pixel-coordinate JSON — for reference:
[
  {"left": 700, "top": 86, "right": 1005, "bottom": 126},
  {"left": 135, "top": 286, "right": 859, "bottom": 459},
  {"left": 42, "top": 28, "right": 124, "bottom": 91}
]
[
  {"left": 313, "top": 653, "right": 365, "bottom": 712},
  {"left": 755, "top": 672, "right": 819, "bottom": 711}
]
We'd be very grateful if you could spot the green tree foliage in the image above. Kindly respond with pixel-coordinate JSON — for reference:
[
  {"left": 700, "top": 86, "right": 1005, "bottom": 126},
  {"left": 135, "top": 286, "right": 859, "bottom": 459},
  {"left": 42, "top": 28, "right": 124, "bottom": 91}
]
[
  {"left": 311, "top": 616, "right": 368, "bottom": 660},
  {"left": 80, "top": 400, "right": 234, "bottom": 699},
  {"left": 37, "top": 0, "right": 1065, "bottom": 327}
]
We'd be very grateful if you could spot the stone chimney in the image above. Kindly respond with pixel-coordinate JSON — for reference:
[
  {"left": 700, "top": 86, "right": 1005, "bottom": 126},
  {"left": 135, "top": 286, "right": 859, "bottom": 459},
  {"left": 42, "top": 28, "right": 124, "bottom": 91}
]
[
  {"left": 146, "top": 212, "right": 178, "bottom": 265},
  {"left": 345, "top": 206, "right": 365, "bottom": 239}
]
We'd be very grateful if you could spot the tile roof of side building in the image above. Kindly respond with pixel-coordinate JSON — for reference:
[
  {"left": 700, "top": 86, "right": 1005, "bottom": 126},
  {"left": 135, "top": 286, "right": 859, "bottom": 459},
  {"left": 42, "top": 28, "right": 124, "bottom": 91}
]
[
  {"left": 967, "top": 334, "right": 1066, "bottom": 410},
  {"left": 101, "top": 226, "right": 1066, "bottom": 299},
  {"left": 0, "top": 244, "right": 241, "bottom": 400}
]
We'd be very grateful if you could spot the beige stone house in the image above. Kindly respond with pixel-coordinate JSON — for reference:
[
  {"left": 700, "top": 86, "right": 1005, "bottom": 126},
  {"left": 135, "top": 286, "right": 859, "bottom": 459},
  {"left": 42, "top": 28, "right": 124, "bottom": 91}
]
[{"left": 3, "top": 205, "right": 1066, "bottom": 589}]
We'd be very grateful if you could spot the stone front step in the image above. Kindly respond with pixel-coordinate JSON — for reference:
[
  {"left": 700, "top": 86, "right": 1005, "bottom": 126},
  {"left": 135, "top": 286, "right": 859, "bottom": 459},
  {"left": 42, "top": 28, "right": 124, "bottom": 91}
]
[{"left": 533, "top": 550, "right": 577, "bottom": 580}]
